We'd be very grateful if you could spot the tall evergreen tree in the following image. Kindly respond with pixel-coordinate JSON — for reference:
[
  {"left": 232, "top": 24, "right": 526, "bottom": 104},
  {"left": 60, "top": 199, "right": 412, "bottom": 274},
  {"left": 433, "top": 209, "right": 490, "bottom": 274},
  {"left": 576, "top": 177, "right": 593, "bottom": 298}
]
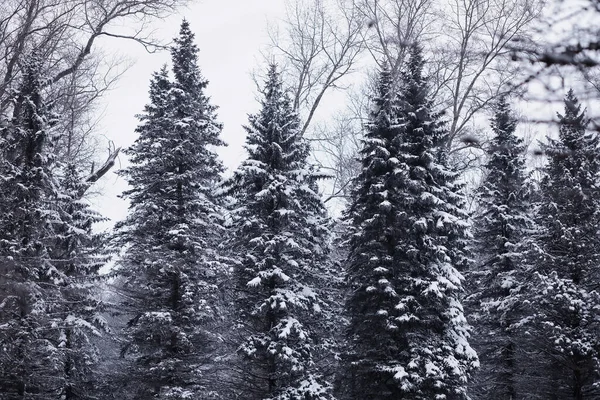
[
  {"left": 222, "top": 64, "right": 332, "bottom": 400},
  {"left": 114, "top": 21, "right": 226, "bottom": 399},
  {"left": 467, "top": 98, "right": 533, "bottom": 399},
  {"left": 343, "top": 47, "right": 477, "bottom": 400},
  {"left": 0, "top": 53, "right": 57, "bottom": 399},
  {"left": 0, "top": 56, "right": 107, "bottom": 399},
  {"left": 524, "top": 90, "right": 600, "bottom": 399},
  {"left": 55, "top": 163, "right": 110, "bottom": 399}
]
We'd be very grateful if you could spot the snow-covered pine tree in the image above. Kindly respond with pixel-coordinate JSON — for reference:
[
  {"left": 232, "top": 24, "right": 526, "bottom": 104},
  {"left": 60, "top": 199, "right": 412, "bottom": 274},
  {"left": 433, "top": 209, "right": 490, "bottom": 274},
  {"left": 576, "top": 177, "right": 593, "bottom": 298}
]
[
  {"left": 524, "top": 90, "right": 600, "bottom": 399},
  {"left": 0, "top": 53, "right": 56, "bottom": 399},
  {"left": 467, "top": 97, "right": 533, "bottom": 399},
  {"left": 114, "top": 20, "right": 227, "bottom": 399},
  {"left": 0, "top": 55, "right": 107, "bottom": 399},
  {"left": 51, "top": 163, "right": 110, "bottom": 399},
  {"left": 222, "top": 64, "right": 332, "bottom": 400},
  {"left": 339, "top": 64, "right": 398, "bottom": 400},
  {"left": 342, "top": 46, "right": 477, "bottom": 400}
]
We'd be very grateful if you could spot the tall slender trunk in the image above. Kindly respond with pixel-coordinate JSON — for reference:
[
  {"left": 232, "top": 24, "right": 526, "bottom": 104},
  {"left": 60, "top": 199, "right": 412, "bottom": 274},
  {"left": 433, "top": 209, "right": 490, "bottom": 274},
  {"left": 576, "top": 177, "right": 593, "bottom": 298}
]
[
  {"left": 505, "top": 341, "right": 516, "bottom": 399},
  {"left": 266, "top": 278, "right": 277, "bottom": 396},
  {"left": 64, "top": 329, "right": 74, "bottom": 400},
  {"left": 573, "top": 367, "right": 583, "bottom": 400}
]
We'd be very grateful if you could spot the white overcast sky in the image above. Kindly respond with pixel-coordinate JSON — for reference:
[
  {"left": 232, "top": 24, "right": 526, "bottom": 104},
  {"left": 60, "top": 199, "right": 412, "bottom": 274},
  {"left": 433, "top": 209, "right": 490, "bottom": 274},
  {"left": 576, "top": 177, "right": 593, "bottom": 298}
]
[{"left": 93, "top": 0, "right": 287, "bottom": 228}]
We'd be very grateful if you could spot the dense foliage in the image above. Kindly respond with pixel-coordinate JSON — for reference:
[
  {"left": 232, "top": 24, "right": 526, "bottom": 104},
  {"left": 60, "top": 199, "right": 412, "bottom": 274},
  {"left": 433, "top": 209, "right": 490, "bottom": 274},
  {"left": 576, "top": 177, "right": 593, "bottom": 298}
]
[
  {"left": 112, "top": 21, "right": 226, "bottom": 399},
  {"left": 522, "top": 91, "right": 600, "bottom": 399},
  {"left": 467, "top": 97, "right": 534, "bottom": 399},
  {"left": 221, "top": 64, "right": 333, "bottom": 399},
  {"left": 342, "top": 47, "right": 477, "bottom": 400},
  {"left": 0, "top": 56, "right": 108, "bottom": 399}
]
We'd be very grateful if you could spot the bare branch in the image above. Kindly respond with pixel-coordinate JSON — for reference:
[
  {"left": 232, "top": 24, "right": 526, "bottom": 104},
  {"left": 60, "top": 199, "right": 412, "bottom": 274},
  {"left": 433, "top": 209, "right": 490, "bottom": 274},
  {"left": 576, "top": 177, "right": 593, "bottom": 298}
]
[
  {"left": 0, "top": 0, "right": 186, "bottom": 194},
  {"left": 268, "top": 0, "right": 365, "bottom": 136},
  {"left": 80, "top": 142, "right": 121, "bottom": 197}
]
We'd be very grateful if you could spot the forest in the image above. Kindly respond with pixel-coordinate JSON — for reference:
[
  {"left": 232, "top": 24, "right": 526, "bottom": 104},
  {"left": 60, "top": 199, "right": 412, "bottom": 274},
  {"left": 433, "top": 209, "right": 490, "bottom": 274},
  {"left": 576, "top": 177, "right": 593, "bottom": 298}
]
[{"left": 1, "top": 0, "right": 600, "bottom": 399}]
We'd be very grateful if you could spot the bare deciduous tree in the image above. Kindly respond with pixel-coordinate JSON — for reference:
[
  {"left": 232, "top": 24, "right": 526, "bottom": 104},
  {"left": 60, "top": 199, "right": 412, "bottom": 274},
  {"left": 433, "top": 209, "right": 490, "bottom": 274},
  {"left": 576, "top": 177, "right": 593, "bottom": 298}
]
[
  {"left": 311, "top": 113, "right": 363, "bottom": 205},
  {"left": 262, "top": 0, "right": 543, "bottom": 208},
  {"left": 267, "top": 0, "right": 365, "bottom": 136},
  {"left": 0, "top": 0, "right": 186, "bottom": 192},
  {"left": 433, "top": 0, "right": 543, "bottom": 150},
  {"left": 506, "top": 0, "right": 600, "bottom": 130},
  {"left": 362, "top": 0, "right": 543, "bottom": 149},
  {"left": 358, "top": 0, "right": 435, "bottom": 74}
]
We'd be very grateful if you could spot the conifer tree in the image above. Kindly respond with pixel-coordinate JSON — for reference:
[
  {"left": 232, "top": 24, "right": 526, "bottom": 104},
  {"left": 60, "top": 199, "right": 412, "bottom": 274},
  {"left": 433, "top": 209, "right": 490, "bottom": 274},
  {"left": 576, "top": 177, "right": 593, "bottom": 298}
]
[
  {"left": 222, "top": 64, "right": 332, "bottom": 400},
  {"left": 51, "top": 163, "right": 110, "bottom": 400},
  {"left": 114, "top": 20, "right": 226, "bottom": 399},
  {"left": 0, "top": 53, "right": 56, "bottom": 399},
  {"left": 343, "top": 46, "right": 477, "bottom": 400},
  {"left": 0, "top": 56, "right": 107, "bottom": 399},
  {"left": 525, "top": 90, "right": 600, "bottom": 399},
  {"left": 468, "top": 98, "right": 533, "bottom": 399}
]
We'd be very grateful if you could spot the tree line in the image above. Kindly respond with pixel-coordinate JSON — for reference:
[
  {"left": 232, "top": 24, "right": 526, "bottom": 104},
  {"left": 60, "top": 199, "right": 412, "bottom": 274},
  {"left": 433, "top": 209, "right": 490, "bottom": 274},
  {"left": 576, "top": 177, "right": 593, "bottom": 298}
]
[{"left": 2, "top": 9, "right": 600, "bottom": 400}]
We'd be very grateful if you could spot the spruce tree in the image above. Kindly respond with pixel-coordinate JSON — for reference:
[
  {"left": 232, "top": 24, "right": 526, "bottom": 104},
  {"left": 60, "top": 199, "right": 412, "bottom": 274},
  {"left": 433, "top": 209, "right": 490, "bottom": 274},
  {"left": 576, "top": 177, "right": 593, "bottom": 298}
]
[
  {"left": 0, "top": 54, "right": 55, "bottom": 399},
  {"left": 51, "top": 163, "right": 110, "bottom": 400},
  {"left": 0, "top": 56, "right": 107, "bottom": 399},
  {"left": 222, "top": 64, "right": 332, "bottom": 400},
  {"left": 525, "top": 90, "right": 600, "bottom": 399},
  {"left": 468, "top": 98, "right": 533, "bottom": 399},
  {"left": 343, "top": 47, "right": 477, "bottom": 400},
  {"left": 114, "top": 20, "right": 226, "bottom": 399}
]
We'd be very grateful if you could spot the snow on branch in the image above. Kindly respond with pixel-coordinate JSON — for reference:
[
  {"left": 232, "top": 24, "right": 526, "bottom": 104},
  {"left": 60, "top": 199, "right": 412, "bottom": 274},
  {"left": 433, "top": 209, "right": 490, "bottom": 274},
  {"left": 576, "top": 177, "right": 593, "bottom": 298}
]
[{"left": 80, "top": 141, "right": 121, "bottom": 197}]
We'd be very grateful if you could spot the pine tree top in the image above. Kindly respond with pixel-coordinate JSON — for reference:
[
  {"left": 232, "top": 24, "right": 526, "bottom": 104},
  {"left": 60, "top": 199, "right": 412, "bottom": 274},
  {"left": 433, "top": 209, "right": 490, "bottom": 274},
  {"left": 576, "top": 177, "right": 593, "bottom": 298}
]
[
  {"left": 367, "top": 63, "right": 395, "bottom": 132},
  {"left": 472, "top": 97, "right": 532, "bottom": 299},
  {"left": 243, "top": 63, "right": 306, "bottom": 173},
  {"left": 538, "top": 89, "right": 600, "bottom": 282},
  {"left": 556, "top": 89, "right": 590, "bottom": 148},
  {"left": 490, "top": 96, "right": 517, "bottom": 138},
  {"left": 119, "top": 20, "right": 225, "bottom": 244},
  {"left": 171, "top": 19, "right": 203, "bottom": 89},
  {"left": 400, "top": 44, "right": 429, "bottom": 116},
  {"left": 545, "top": 90, "right": 598, "bottom": 180},
  {"left": 485, "top": 96, "right": 526, "bottom": 171},
  {"left": 263, "top": 63, "right": 284, "bottom": 102}
]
